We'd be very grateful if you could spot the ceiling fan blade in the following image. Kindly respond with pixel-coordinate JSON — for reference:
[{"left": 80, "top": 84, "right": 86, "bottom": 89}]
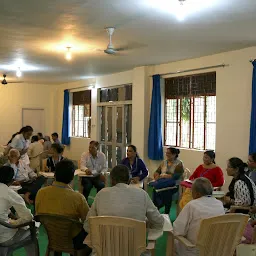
[
  {"left": 7, "top": 81, "right": 24, "bottom": 84},
  {"left": 115, "top": 41, "right": 147, "bottom": 52}
]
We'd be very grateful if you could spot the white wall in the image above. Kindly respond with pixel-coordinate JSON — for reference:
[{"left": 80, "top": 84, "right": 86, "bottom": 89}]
[
  {"left": 53, "top": 46, "right": 256, "bottom": 191},
  {"left": 0, "top": 83, "right": 54, "bottom": 145}
]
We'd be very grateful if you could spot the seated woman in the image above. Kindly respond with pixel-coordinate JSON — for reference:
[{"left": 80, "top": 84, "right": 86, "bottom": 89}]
[
  {"left": 150, "top": 147, "right": 184, "bottom": 214},
  {"left": 179, "top": 150, "right": 224, "bottom": 209},
  {"left": 121, "top": 145, "right": 148, "bottom": 186},
  {"left": 224, "top": 157, "right": 256, "bottom": 216},
  {"left": 247, "top": 153, "right": 256, "bottom": 183},
  {"left": 45, "top": 143, "right": 64, "bottom": 172}
]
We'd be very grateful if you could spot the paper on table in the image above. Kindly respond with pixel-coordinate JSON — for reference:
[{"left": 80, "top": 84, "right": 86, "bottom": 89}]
[
  {"left": 147, "top": 214, "right": 172, "bottom": 241},
  {"left": 9, "top": 185, "right": 22, "bottom": 191}
]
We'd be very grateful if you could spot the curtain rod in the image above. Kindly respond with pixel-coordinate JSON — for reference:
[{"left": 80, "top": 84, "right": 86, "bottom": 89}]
[
  {"left": 150, "top": 63, "right": 228, "bottom": 77},
  {"left": 68, "top": 84, "right": 95, "bottom": 92}
]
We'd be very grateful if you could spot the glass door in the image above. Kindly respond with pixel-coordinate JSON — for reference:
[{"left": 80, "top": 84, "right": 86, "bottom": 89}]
[{"left": 99, "top": 104, "right": 132, "bottom": 169}]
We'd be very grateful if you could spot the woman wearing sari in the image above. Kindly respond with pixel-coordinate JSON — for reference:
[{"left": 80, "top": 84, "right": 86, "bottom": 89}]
[{"left": 179, "top": 150, "right": 224, "bottom": 209}]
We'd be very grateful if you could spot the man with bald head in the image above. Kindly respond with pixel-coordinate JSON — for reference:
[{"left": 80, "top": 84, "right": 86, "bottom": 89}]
[
  {"left": 173, "top": 177, "right": 225, "bottom": 256},
  {"left": 6, "top": 149, "right": 45, "bottom": 204}
]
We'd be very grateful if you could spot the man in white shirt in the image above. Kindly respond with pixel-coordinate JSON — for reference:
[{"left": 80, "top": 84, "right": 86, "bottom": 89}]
[
  {"left": 7, "top": 149, "right": 45, "bottom": 204},
  {"left": 0, "top": 166, "right": 34, "bottom": 254},
  {"left": 173, "top": 177, "right": 225, "bottom": 256},
  {"left": 6, "top": 126, "right": 33, "bottom": 166},
  {"left": 80, "top": 141, "right": 107, "bottom": 200},
  {"left": 84, "top": 164, "right": 164, "bottom": 232}
]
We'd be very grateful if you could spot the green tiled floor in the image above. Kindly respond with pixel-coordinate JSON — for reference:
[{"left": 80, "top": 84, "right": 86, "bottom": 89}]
[{"left": 14, "top": 185, "right": 176, "bottom": 256}]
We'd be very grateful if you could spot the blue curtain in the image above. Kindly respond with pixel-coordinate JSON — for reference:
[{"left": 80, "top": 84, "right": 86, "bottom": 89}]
[
  {"left": 249, "top": 61, "right": 256, "bottom": 154},
  {"left": 148, "top": 74, "right": 163, "bottom": 160},
  {"left": 61, "top": 89, "right": 70, "bottom": 145}
]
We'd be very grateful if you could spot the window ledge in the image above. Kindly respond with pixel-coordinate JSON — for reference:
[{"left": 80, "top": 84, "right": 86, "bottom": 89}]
[{"left": 163, "top": 146, "right": 206, "bottom": 153}]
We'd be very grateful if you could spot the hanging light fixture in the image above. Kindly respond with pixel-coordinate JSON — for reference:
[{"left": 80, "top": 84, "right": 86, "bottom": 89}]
[
  {"left": 177, "top": 0, "right": 186, "bottom": 21},
  {"left": 16, "top": 67, "right": 22, "bottom": 77},
  {"left": 65, "top": 47, "right": 72, "bottom": 61}
]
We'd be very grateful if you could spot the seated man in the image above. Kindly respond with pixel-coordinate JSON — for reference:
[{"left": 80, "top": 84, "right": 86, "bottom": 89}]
[
  {"left": 35, "top": 159, "right": 91, "bottom": 254},
  {"left": 0, "top": 166, "right": 34, "bottom": 254},
  {"left": 80, "top": 141, "right": 107, "bottom": 200},
  {"left": 6, "top": 149, "right": 45, "bottom": 204},
  {"left": 173, "top": 177, "right": 225, "bottom": 256},
  {"left": 84, "top": 164, "right": 164, "bottom": 234}
]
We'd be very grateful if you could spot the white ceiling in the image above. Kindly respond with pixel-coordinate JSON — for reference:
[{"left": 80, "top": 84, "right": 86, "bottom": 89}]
[{"left": 1, "top": 0, "right": 256, "bottom": 84}]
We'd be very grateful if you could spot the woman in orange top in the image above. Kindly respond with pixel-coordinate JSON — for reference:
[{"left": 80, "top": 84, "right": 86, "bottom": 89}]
[{"left": 179, "top": 150, "right": 224, "bottom": 209}]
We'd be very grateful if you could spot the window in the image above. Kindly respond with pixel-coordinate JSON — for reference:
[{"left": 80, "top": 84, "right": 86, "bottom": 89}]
[
  {"left": 165, "top": 72, "right": 216, "bottom": 150},
  {"left": 99, "top": 84, "right": 132, "bottom": 102},
  {"left": 98, "top": 84, "right": 132, "bottom": 168},
  {"left": 72, "top": 90, "right": 91, "bottom": 138}
]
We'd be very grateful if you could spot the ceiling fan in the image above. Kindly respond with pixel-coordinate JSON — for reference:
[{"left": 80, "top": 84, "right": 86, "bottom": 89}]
[
  {"left": 99, "top": 27, "right": 128, "bottom": 55},
  {"left": 1, "top": 74, "right": 24, "bottom": 85}
]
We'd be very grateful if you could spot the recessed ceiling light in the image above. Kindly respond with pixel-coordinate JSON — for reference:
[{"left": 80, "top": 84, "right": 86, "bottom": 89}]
[
  {"left": 144, "top": 0, "right": 220, "bottom": 21},
  {"left": 65, "top": 47, "right": 72, "bottom": 61},
  {"left": 16, "top": 67, "right": 22, "bottom": 77}
]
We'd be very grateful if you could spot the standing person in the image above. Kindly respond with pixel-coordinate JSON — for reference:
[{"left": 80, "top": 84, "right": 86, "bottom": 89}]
[
  {"left": 121, "top": 145, "right": 148, "bottom": 186},
  {"left": 80, "top": 141, "right": 107, "bottom": 200},
  {"left": 27, "top": 135, "right": 44, "bottom": 173},
  {"left": 51, "top": 132, "right": 61, "bottom": 145},
  {"left": 0, "top": 166, "right": 33, "bottom": 254},
  {"left": 37, "top": 133, "right": 44, "bottom": 145},
  {"left": 5, "top": 126, "right": 33, "bottom": 166},
  {"left": 43, "top": 136, "right": 52, "bottom": 152}
]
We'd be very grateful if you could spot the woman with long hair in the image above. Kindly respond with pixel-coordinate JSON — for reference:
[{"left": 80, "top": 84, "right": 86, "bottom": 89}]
[
  {"left": 121, "top": 145, "right": 148, "bottom": 185},
  {"left": 225, "top": 157, "right": 256, "bottom": 214}
]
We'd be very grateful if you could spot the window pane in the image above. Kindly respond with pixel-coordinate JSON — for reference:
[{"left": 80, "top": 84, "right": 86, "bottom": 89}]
[
  {"left": 116, "top": 107, "right": 123, "bottom": 143},
  {"left": 100, "top": 107, "right": 106, "bottom": 141},
  {"left": 193, "top": 97, "right": 205, "bottom": 149},
  {"left": 165, "top": 99, "right": 177, "bottom": 146},
  {"left": 125, "top": 105, "right": 132, "bottom": 144},
  {"left": 125, "top": 84, "right": 132, "bottom": 100},
  {"left": 100, "top": 89, "right": 108, "bottom": 102},
  {"left": 106, "top": 145, "right": 112, "bottom": 168},
  {"left": 109, "top": 88, "right": 118, "bottom": 101},
  {"left": 116, "top": 146, "right": 122, "bottom": 165},
  {"left": 206, "top": 96, "right": 216, "bottom": 150},
  {"left": 180, "top": 98, "right": 190, "bottom": 148},
  {"left": 107, "top": 107, "right": 113, "bottom": 142}
]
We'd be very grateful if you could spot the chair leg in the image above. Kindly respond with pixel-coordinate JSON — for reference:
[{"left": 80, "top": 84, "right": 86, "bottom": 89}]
[
  {"left": 166, "top": 231, "right": 175, "bottom": 256},
  {"left": 45, "top": 247, "right": 50, "bottom": 256}
]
